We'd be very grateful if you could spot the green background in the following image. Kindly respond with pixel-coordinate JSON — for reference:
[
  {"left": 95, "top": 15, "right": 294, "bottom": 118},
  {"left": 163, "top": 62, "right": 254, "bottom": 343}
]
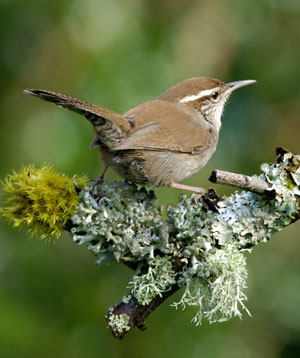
[{"left": 1, "top": 0, "right": 300, "bottom": 357}]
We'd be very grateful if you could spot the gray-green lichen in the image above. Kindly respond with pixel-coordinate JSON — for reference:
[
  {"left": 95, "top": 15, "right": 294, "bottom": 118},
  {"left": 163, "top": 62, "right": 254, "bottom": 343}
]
[
  {"left": 129, "top": 256, "right": 177, "bottom": 305},
  {"left": 71, "top": 181, "right": 164, "bottom": 265},
  {"left": 173, "top": 242, "right": 250, "bottom": 324},
  {"left": 71, "top": 152, "right": 300, "bottom": 326},
  {"left": 121, "top": 294, "right": 132, "bottom": 304},
  {"left": 107, "top": 311, "right": 130, "bottom": 335}
]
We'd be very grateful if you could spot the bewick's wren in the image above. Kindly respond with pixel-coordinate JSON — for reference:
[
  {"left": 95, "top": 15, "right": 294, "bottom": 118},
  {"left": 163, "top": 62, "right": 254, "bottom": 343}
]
[{"left": 24, "top": 77, "right": 256, "bottom": 193}]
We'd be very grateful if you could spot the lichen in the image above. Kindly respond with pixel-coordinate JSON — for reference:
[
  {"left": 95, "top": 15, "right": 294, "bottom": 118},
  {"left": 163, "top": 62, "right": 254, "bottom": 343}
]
[
  {"left": 107, "top": 312, "right": 130, "bottom": 335},
  {"left": 211, "top": 152, "right": 300, "bottom": 249},
  {"left": 1, "top": 152, "right": 299, "bottom": 327},
  {"left": 129, "top": 256, "right": 177, "bottom": 305},
  {"left": 71, "top": 180, "right": 164, "bottom": 264},
  {"left": 173, "top": 243, "right": 250, "bottom": 325},
  {"left": 121, "top": 294, "right": 132, "bottom": 304},
  {"left": 70, "top": 151, "right": 300, "bottom": 325}
]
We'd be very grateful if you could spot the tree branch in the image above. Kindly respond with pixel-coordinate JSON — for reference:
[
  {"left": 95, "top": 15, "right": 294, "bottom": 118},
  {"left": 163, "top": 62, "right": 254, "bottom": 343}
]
[
  {"left": 69, "top": 148, "right": 300, "bottom": 338},
  {"left": 209, "top": 147, "right": 291, "bottom": 196},
  {"left": 106, "top": 283, "right": 180, "bottom": 339},
  {"left": 209, "top": 169, "right": 272, "bottom": 195},
  {"left": 2, "top": 148, "right": 300, "bottom": 339}
]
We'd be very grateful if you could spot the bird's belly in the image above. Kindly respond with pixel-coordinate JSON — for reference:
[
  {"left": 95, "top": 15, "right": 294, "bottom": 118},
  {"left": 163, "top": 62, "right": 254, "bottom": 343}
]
[
  {"left": 149, "top": 150, "right": 214, "bottom": 185},
  {"left": 100, "top": 146, "right": 216, "bottom": 187},
  {"left": 100, "top": 149, "right": 149, "bottom": 185}
]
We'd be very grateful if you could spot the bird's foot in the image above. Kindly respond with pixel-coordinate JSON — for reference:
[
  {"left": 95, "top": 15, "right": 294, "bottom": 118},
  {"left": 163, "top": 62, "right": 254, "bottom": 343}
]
[
  {"left": 169, "top": 183, "right": 208, "bottom": 205},
  {"left": 192, "top": 193, "right": 205, "bottom": 205}
]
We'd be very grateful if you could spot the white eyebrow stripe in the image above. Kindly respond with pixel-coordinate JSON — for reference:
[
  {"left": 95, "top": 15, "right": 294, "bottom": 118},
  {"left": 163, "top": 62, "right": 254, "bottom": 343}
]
[{"left": 179, "top": 88, "right": 218, "bottom": 103}]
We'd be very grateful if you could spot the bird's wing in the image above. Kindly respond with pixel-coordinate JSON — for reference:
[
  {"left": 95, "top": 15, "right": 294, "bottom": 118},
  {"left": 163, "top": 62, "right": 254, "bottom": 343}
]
[
  {"left": 24, "top": 89, "right": 131, "bottom": 148},
  {"left": 114, "top": 100, "right": 211, "bottom": 154}
]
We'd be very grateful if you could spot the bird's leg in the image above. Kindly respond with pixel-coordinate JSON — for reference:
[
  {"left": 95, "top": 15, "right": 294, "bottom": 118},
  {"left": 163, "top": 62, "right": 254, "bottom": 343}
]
[
  {"left": 169, "top": 182, "right": 206, "bottom": 194},
  {"left": 170, "top": 183, "right": 207, "bottom": 205},
  {"left": 92, "top": 166, "right": 108, "bottom": 201},
  {"left": 95, "top": 166, "right": 108, "bottom": 185}
]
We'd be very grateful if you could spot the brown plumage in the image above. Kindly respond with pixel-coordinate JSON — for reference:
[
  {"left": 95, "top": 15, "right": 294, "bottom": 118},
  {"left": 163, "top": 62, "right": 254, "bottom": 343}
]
[{"left": 24, "top": 77, "right": 256, "bottom": 193}]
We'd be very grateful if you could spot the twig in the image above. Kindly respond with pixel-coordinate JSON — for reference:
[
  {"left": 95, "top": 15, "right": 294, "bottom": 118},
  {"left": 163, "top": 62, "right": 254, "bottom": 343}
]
[
  {"left": 106, "top": 284, "right": 180, "bottom": 339},
  {"left": 209, "top": 169, "right": 273, "bottom": 195}
]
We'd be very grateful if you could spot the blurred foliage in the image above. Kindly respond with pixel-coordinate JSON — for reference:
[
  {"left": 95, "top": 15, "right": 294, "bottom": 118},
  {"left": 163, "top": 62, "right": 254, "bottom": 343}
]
[{"left": 0, "top": 0, "right": 300, "bottom": 357}]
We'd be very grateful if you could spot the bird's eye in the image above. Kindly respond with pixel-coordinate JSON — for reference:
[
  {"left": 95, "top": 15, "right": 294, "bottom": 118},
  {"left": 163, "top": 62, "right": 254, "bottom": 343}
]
[{"left": 211, "top": 92, "right": 219, "bottom": 100}]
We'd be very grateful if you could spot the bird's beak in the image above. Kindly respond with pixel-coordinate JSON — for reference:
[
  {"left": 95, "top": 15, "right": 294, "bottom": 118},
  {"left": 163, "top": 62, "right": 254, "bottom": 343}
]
[{"left": 226, "top": 79, "right": 257, "bottom": 93}]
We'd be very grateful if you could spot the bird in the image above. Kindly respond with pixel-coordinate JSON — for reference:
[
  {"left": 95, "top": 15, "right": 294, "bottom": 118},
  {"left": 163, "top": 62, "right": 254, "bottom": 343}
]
[{"left": 24, "top": 77, "right": 256, "bottom": 193}]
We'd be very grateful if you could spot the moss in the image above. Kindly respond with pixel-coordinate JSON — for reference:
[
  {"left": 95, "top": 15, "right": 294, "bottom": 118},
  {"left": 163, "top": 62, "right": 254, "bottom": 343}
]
[{"left": 0, "top": 165, "right": 87, "bottom": 239}]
